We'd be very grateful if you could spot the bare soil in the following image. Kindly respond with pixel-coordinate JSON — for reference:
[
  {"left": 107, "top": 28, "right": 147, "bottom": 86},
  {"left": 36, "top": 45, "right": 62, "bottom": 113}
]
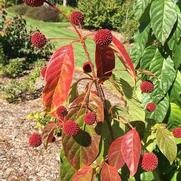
[{"left": 0, "top": 70, "right": 124, "bottom": 181}]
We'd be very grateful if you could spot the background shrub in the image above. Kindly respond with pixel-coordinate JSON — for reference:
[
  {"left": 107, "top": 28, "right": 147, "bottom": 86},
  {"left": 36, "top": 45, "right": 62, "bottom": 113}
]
[
  {"left": 78, "top": 0, "right": 138, "bottom": 40},
  {"left": 0, "top": 14, "right": 53, "bottom": 61},
  {"left": 0, "top": 58, "right": 27, "bottom": 78}
]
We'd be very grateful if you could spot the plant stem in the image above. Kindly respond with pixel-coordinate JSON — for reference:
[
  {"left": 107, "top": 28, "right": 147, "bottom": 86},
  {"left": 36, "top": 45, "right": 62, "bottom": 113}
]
[{"left": 45, "top": 0, "right": 97, "bottom": 79}]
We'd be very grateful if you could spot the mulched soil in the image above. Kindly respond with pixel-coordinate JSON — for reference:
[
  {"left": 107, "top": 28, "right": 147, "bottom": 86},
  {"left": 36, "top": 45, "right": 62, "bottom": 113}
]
[{"left": 0, "top": 70, "right": 124, "bottom": 181}]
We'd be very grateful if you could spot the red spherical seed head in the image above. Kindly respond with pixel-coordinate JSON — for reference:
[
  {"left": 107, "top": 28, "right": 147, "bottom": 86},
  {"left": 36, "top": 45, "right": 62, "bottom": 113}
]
[
  {"left": 83, "top": 61, "right": 92, "bottom": 73},
  {"left": 29, "top": 133, "right": 42, "bottom": 147},
  {"left": 172, "top": 127, "right": 181, "bottom": 138},
  {"left": 56, "top": 106, "right": 68, "bottom": 120},
  {"left": 70, "top": 11, "right": 84, "bottom": 26},
  {"left": 95, "top": 29, "right": 112, "bottom": 47},
  {"left": 141, "top": 153, "right": 158, "bottom": 172},
  {"left": 84, "top": 112, "right": 97, "bottom": 125},
  {"left": 146, "top": 103, "right": 156, "bottom": 112},
  {"left": 24, "top": 0, "right": 44, "bottom": 7},
  {"left": 31, "top": 32, "right": 47, "bottom": 48},
  {"left": 140, "top": 81, "right": 154, "bottom": 93},
  {"left": 63, "top": 120, "right": 80, "bottom": 136}
]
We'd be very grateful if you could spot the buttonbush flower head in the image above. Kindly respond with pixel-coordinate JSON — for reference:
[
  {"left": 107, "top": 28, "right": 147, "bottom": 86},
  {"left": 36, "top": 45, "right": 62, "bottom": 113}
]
[
  {"left": 146, "top": 103, "right": 156, "bottom": 112},
  {"left": 31, "top": 31, "right": 47, "bottom": 48},
  {"left": 140, "top": 81, "right": 154, "bottom": 93},
  {"left": 70, "top": 11, "right": 84, "bottom": 26},
  {"left": 29, "top": 132, "right": 42, "bottom": 147},
  {"left": 63, "top": 120, "right": 80, "bottom": 136},
  {"left": 172, "top": 127, "right": 181, "bottom": 138},
  {"left": 84, "top": 112, "right": 97, "bottom": 125},
  {"left": 141, "top": 152, "right": 158, "bottom": 171},
  {"left": 94, "top": 29, "right": 112, "bottom": 47}
]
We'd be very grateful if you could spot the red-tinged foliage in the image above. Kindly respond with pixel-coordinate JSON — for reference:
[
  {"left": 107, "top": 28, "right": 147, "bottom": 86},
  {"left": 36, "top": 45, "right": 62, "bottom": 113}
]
[
  {"left": 56, "top": 105, "right": 68, "bottom": 120},
  {"left": 108, "top": 136, "right": 125, "bottom": 169},
  {"left": 111, "top": 36, "right": 136, "bottom": 83},
  {"left": 62, "top": 125, "right": 100, "bottom": 169},
  {"left": 72, "top": 166, "right": 93, "bottom": 181},
  {"left": 70, "top": 92, "right": 104, "bottom": 123},
  {"left": 100, "top": 162, "right": 121, "bottom": 181},
  {"left": 40, "top": 66, "right": 47, "bottom": 79},
  {"left": 121, "top": 128, "right": 141, "bottom": 176},
  {"left": 42, "top": 45, "right": 74, "bottom": 115},
  {"left": 42, "top": 122, "right": 57, "bottom": 148},
  {"left": 95, "top": 46, "right": 115, "bottom": 80}
]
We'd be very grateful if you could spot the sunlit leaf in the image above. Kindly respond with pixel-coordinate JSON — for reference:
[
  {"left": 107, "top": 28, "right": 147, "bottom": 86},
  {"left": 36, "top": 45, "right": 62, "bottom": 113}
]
[
  {"left": 42, "top": 45, "right": 74, "bottom": 115},
  {"left": 108, "top": 136, "right": 125, "bottom": 169},
  {"left": 100, "top": 162, "right": 121, "bottom": 181},
  {"left": 72, "top": 166, "right": 93, "bottom": 181},
  {"left": 111, "top": 35, "right": 136, "bottom": 83},
  {"left": 156, "top": 124, "right": 177, "bottom": 163},
  {"left": 121, "top": 128, "right": 141, "bottom": 176}
]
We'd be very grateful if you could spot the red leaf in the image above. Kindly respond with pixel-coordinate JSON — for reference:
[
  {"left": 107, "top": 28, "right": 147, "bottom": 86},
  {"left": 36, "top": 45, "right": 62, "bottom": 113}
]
[
  {"left": 121, "top": 128, "right": 141, "bottom": 176},
  {"left": 100, "top": 162, "right": 121, "bottom": 181},
  {"left": 95, "top": 46, "right": 115, "bottom": 80},
  {"left": 108, "top": 136, "right": 125, "bottom": 169},
  {"left": 72, "top": 166, "right": 93, "bottom": 181},
  {"left": 111, "top": 36, "right": 136, "bottom": 83},
  {"left": 42, "top": 122, "right": 57, "bottom": 149},
  {"left": 40, "top": 66, "right": 47, "bottom": 79},
  {"left": 42, "top": 45, "right": 74, "bottom": 114}
]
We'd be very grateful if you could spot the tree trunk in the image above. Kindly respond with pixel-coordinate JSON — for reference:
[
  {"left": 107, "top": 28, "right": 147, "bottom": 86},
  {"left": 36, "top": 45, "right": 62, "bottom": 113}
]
[{"left": 63, "top": 0, "right": 67, "bottom": 6}]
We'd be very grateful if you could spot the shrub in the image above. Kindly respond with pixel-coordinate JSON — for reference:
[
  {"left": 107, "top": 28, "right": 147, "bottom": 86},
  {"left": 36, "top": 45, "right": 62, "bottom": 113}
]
[
  {"left": 0, "top": 41, "right": 7, "bottom": 65},
  {"left": 0, "top": 14, "right": 53, "bottom": 61},
  {"left": 0, "top": 58, "right": 27, "bottom": 78},
  {"left": 0, "top": 60, "right": 45, "bottom": 102},
  {"left": 78, "top": 0, "right": 139, "bottom": 39}
]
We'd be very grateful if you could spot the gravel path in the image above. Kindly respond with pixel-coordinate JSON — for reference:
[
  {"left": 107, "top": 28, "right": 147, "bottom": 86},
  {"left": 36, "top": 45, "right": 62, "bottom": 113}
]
[
  {"left": 0, "top": 70, "right": 124, "bottom": 181},
  {"left": 0, "top": 98, "right": 60, "bottom": 181}
]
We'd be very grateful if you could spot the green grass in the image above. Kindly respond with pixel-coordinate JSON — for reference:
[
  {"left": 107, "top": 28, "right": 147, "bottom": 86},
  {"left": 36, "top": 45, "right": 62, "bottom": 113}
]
[{"left": 7, "top": 11, "right": 95, "bottom": 68}]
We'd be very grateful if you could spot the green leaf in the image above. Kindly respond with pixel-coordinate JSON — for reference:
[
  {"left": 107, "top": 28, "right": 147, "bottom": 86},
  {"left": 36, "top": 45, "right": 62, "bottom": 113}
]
[
  {"left": 141, "top": 51, "right": 176, "bottom": 105},
  {"left": 170, "top": 71, "right": 181, "bottom": 106},
  {"left": 156, "top": 124, "right": 177, "bottom": 163},
  {"left": 140, "top": 46, "right": 157, "bottom": 70},
  {"left": 173, "top": 41, "right": 181, "bottom": 69},
  {"left": 134, "top": 0, "right": 151, "bottom": 19},
  {"left": 158, "top": 57, "right": 176, "bottom": 92},
  {"left": 150, "top": 0, "right": 177, "bottom": 45},
  {"left": 140, "top": 172, "right": 154, "bottom": 181},
  {"left": 60, "top": 150, "right": 75, "bottom": 181},
  {"left": 168, "top": 5, "right": 181, "bottom": 50},
  {"left": 168, "top": 103, "right": 181, "bottom": 129},
  {"left": 147, "top": 95, "right": 170, "bottom": 122}
]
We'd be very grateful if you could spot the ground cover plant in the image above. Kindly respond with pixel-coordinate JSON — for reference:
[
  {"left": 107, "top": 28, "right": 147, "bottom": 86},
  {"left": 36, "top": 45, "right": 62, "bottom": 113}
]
[{"left": 19, "top": 0, "right": 181, "bottom": 180}]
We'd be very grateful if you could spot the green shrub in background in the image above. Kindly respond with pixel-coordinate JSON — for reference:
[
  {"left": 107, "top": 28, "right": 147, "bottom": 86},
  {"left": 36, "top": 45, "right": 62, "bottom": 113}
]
[
  {"left": 0, "top": 12, "right": 53, "bottom": 61},
  {"left": 78, "top": 0, "right": 138, "bottom": 40},
  {"left": 0, "top": 42, "right": 7, "bottom": 65},
  {"left": 0, "top": 60, "right": 45, "bottom": 103},
  {"left": 0, "top": 58, "right": 27, "bottom": 78}
]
